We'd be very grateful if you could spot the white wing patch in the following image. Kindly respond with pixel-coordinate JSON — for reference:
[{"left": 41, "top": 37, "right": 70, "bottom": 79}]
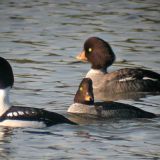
[
  {"left": 25, "top": 111, "right": 29, "bottom": 114},
  {"left": 18, "top": 111, "right": 24, "bottom": 115},
  {"left": 119, "top": 77, "right": 135, "bottom": 82},
  {"left": 143, "top": 77, "right": 157, "bottom": 81},
  {"left": 119, "top": 76, "right": 158, "bottom": 82},
  {"left": 7, "top": 112, "right": 13, "bottom": 117},
  {"left": 13, "top": 112, "right": 18, "bottom": 116}
]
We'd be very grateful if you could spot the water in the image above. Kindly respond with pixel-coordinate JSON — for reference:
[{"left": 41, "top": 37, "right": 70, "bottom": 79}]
[{"left": 0, "top": 0, "right": 160, "bottom": 159}]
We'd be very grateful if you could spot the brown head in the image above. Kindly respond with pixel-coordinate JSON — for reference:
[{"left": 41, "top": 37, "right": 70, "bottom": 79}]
[
  {"left": 74, "top": 78, "right": 94, "bottom": 105},
  {"left": 77, "top": 37, "right": 115, "bottom": 70}
]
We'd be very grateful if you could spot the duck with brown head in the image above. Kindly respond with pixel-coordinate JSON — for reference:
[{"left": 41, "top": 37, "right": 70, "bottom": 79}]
[
  {"left": 68, "top": 78, "right": 157, "bottom": 119},
  {"left": 77, "top": 37, "right": 160, "bottom": 100}
]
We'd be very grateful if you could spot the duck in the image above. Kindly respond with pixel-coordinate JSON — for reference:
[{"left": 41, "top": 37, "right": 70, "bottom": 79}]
[
  {"left": 68, "top": 78, "right": 157, "bottom": 119},
  {"left": 0, "top": 57, "right": 76, "bottom": 128},
  {"left": 76, "top": 37, "right": 160, "bottom": 100}
]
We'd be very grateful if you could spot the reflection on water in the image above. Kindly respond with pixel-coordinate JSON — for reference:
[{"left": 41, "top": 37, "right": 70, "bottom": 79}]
[
  {"left": 0, "top": 128, "right": 13, "bottom": 159},
  {"left": 0, "top": 0, "right": 160, "bottom": 159}
]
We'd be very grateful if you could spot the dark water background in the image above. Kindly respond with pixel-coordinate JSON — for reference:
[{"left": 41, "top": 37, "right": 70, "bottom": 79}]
[{"left": 0, "top": 0, "right": 160, "bottom": 159}]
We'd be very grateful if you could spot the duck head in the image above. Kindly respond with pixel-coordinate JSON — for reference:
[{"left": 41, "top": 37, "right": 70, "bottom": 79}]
[
  {"left": 77, "top": 37, "right": 115, "bottom": 70},
  {"left": 74, "top": 78, "right": 94, "bottom": 105},
  {"left": 0, "top": 57, "right": 14, "bottom": 89}
]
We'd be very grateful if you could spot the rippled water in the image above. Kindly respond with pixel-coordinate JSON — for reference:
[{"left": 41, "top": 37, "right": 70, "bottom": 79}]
[{"left": 0, "top": 0, "right": 160, "bottom": 159}]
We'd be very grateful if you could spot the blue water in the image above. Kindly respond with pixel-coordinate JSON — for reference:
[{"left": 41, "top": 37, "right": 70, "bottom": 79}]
[{"left": 0, "top": 0, "right": 160, "bottom": 159}]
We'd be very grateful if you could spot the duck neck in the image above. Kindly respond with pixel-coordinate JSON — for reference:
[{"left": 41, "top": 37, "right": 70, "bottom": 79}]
[
  {"left": 85, "top": 69, "right": 106, "bottom": 89},
  {"left": 0, "top": 87, "right": 11, "bottom": 116},
  {"left": 86, "top": 68, "right": 107, "bottom": 76}
]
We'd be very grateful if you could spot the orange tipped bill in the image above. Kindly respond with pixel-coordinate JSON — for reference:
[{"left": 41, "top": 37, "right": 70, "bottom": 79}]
[
  {"left": 85, "top": 95, "right": 92, "bottom": 102},
  {"left": 76, "top": 50, "right": 88, "bottom": 62}
]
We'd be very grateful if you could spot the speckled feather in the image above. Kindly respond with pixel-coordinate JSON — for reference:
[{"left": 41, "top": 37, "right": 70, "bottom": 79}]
[
  {"left": 0, "top": 106, "right": 76, "bottom": 126},
  {"left": 94, "top": 102, "right": 156, "bottom": 119}
]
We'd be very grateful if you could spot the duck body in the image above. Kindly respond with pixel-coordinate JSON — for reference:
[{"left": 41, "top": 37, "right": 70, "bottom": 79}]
[
  {"left": 68, "top": 102, "right": 156, "bottom": 119},
  {"left": 0, "top": 106, "right": 76, "bottom": 128},
  {"left": 0, "top": 57, "right": 76, "bottom": 128},
  {"left": 68, "top": 78, "right": 157, "bottom": 120},
  {"left": 86, "top": 68, "right": 160, "bottom": 94},
  {"left": 77, "top": 37, "right": 160, "bottom": 100}
]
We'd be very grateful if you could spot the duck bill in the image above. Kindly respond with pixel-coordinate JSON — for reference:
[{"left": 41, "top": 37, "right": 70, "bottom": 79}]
[
  {"left": 76, "top": 50, "right": 88, "bottom": 62},
  {"left": 85, "top": 95, "right": 93, "bottom": 102}
]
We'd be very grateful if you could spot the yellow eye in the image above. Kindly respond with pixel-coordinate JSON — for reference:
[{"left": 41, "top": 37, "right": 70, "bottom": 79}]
[
  {"left": 88, "top": 48, "right": 92, "bottom": 52},
  {"left": 80, "top": 87, "right": 83, "bottom": 91}
]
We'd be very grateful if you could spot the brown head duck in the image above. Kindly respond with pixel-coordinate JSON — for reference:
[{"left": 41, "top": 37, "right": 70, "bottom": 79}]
[
  {"left": 77, "top": 37, "right": 160, "bottom": 100},
  {"left": 68, "top": 78, "right": 157, "bottom": 119}
]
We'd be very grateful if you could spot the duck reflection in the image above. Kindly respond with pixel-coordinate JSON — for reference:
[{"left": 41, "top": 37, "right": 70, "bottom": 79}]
[{"left": 0, "top": 127, "right": 13, "bottom": 159}]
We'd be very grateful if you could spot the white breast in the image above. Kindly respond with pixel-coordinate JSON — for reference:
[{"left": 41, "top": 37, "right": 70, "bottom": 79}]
[
  {"left": 0, "top": 87, "right": 11, "bottom": 116},
  {"left": 68, "top": 103, "right": 95, "bottom": 114},
  {"left": 0, "top": 120, "right": 46, "bottom": 128}
]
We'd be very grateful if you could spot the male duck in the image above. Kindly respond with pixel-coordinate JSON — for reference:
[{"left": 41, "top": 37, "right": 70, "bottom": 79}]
[{"left": 0, "top": 57, "right": 76, "bottom": 128}]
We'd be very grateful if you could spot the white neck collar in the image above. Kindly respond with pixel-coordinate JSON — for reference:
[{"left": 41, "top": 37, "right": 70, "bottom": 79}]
[
  {"left": 0, "top": 87, "right": 11, "bottom": 116},
  {"left": 86, "top": 68, "right": 106, "bottom": 75}
]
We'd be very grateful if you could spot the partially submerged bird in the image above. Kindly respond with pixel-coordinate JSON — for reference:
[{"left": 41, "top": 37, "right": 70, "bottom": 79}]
[
  {"left": 77, "top": 37, "right": 160, "bottom": 100},
  {"left": 68, "top": 78, "right": 157, "bottom": 119},
  {"left": 0, "top": 57, "right": 76, "bottom": 128}
]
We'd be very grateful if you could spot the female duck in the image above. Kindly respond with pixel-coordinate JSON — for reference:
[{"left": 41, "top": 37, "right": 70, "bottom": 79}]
[
  {"left": 68, "top": 78, "right": 157, "bottom": 119},
  {"left": 0, "top": 57, "right": 76, "bottom": 128},
  {"left": 77, "top": 37, "right": 160, "bottom": 100}
]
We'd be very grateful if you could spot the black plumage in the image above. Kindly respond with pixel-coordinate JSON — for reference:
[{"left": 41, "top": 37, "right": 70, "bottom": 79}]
[
  {"left": 0, "top": 106, "right": 76, "bottom": 126},
  {"left": 70, "top": 78, "right": 157, "bottom": 119}
]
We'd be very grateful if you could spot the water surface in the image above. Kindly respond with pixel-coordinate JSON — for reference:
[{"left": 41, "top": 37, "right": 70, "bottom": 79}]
[{"left": 0, "top": 0, "right": 160, "bottom": 159}]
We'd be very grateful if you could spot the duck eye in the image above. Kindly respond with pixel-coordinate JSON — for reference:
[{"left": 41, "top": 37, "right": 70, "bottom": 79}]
[
  {"left": 80, "top": 87, "right": 83, "bottom": 91},
  {"left": 88, "top": 48, "right": 92, "bottom": 52}
]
